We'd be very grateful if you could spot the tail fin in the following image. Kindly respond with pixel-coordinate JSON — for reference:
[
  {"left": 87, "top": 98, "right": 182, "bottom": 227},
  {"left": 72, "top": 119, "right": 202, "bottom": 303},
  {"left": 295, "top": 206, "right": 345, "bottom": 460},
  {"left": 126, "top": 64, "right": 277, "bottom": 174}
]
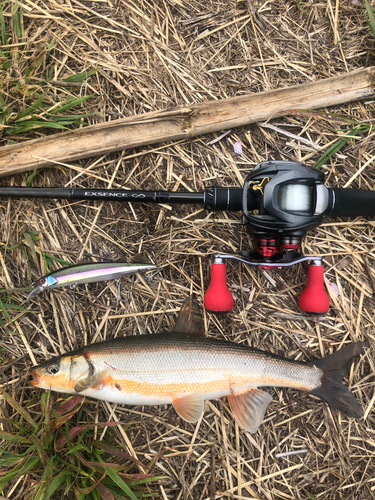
[{"left": 309, "top": 341, "right": 368, "bottom": 418}]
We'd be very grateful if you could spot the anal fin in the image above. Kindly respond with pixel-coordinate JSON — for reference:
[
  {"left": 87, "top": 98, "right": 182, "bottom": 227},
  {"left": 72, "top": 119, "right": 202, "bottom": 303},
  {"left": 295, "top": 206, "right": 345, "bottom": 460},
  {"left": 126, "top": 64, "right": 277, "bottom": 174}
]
[
  {"left": 172, "top": 393, "right": 204, "bottom": 423},
  {"left": 227, "top": 388, "right": 272, "bottom": 433}
]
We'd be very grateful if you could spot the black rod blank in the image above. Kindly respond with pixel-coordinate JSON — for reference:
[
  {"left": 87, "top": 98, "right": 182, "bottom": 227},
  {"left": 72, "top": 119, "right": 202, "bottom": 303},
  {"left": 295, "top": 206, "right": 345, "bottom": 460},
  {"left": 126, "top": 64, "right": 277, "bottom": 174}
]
[
  {"left": 0, "top": 186, "right": 248, "bottom": 211},
  {"left": 0, "top": 187, "right": 204, "bottom": 204}
]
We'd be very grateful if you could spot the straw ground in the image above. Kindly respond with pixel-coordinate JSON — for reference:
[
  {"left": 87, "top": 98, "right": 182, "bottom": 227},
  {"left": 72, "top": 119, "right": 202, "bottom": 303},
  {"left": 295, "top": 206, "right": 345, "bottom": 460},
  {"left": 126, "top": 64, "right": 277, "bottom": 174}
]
[{"left": 0, "top": 0, "right": 375, "bottom": 498}]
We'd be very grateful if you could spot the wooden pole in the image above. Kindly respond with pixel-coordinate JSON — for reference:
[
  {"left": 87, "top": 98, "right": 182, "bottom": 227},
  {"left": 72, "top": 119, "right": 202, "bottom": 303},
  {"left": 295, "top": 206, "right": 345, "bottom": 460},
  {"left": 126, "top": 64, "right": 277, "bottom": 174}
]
[{"left": 0, "top": 67, "right": 374, "bottom": 178}]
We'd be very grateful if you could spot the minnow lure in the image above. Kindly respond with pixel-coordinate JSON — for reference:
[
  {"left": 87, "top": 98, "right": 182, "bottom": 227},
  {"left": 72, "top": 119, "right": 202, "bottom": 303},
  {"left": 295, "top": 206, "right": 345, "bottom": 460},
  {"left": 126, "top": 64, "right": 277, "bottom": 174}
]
[
  {"left": 30, "top": 297, "right": 367, "bottom": 433},
  {"left": 27, "top": 262, "right": 158, "bottom": 301}
]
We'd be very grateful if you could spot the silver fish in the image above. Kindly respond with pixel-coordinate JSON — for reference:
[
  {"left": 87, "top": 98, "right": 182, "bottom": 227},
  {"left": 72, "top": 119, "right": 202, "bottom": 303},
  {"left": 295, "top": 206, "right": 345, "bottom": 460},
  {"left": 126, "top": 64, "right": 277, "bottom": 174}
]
[
  {"left": 30, "top": 296, "right": 368, "bottom": 433},
  {"left": 27, "top": 262, "right": 158, "bottom": 301}
]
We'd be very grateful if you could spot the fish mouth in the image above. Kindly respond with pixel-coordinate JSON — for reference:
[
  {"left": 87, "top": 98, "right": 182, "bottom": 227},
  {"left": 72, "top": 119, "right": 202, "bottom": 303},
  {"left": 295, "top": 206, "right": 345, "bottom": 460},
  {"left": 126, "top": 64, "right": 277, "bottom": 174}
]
[{"left": 30, "top": 370, "right": 43, "bottom": 386}]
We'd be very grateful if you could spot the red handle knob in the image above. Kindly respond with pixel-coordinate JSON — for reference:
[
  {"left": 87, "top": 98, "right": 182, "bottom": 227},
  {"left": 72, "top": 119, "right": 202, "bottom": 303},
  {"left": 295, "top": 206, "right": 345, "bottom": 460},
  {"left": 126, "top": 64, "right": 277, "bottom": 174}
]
[
  {"left": 204, "top": 261, "right": 234, "bottom": 313},
  {"left": 298, "top": 263, "right": 330, "bottom": 313}
]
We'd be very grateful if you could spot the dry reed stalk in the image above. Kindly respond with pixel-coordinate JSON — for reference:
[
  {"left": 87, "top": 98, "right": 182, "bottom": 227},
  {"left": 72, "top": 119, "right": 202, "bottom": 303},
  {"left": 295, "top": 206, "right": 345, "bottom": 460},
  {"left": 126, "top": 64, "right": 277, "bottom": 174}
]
[{"left": 0, "top": 67, "right": 375, "bottom": 177}]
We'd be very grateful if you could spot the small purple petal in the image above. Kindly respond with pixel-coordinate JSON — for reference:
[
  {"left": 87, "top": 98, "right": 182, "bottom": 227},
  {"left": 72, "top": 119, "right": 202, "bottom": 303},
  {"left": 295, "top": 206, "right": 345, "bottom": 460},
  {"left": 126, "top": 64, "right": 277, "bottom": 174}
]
[
  {"left": 233, "top": 141, "right": 243, "bottom": 154},
  {"left": 329, "top": 283, "right": 340, "bottom": 297}
]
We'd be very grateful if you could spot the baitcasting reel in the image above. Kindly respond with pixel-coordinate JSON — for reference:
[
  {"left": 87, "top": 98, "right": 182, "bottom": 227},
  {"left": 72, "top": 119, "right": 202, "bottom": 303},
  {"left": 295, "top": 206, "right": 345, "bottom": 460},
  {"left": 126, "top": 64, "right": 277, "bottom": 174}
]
[{"left": 205, "top": 161, "right": 344, "bottom": 314}]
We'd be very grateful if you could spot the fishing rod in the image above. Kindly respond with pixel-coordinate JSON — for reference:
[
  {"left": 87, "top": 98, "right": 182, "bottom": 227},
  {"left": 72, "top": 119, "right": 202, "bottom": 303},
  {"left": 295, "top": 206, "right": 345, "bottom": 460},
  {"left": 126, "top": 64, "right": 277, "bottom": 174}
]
[{"left": 1, "top": 160, "right": 374, "bottom": 313}]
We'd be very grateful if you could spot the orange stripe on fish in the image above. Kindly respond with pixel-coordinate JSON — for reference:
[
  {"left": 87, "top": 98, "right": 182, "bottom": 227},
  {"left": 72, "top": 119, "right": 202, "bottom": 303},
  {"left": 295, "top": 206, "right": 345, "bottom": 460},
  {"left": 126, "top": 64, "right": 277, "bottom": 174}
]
[{"left": 102, "top": 376, "right": 315, "bottom": 397}]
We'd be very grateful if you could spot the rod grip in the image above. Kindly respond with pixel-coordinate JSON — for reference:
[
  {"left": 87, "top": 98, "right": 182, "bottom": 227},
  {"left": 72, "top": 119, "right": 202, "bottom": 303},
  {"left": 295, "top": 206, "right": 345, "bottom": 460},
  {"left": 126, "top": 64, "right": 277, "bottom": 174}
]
[{"left": 330, "top": 188, "right": 375, "bottom": 217}]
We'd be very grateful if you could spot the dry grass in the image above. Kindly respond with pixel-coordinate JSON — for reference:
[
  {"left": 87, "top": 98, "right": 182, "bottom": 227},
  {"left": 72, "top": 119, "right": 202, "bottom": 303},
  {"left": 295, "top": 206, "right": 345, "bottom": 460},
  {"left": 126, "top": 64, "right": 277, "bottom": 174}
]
[{"left": 1, "top": 0, "right": 375, "bottom": 498}]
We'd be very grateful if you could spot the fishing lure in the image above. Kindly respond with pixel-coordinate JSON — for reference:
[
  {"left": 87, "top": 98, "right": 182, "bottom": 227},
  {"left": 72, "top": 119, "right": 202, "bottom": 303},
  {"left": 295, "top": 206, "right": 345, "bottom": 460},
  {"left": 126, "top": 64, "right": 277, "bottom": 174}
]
[
  {"left": 27, "top": 262, "right": 158, "bottom": 301},
  {"left": 31, "top": 296, "right": 367, "bottom": 433}
]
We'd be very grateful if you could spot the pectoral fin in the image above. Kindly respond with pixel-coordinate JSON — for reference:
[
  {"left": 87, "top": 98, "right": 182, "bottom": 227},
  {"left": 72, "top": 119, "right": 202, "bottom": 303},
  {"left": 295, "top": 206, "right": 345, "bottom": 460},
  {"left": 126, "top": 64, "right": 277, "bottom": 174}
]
[
  {"left": 74, "top": 369, "right": 111, "bottom": 393},
  {"left": 172, "top": 393, "right": 204, "bottom": 423},
  {"left": 174, "top": 296, "right": 205, "bottom": 336},
  {"left": 227, "top": 388, "right": 272, "bottom": 433}
]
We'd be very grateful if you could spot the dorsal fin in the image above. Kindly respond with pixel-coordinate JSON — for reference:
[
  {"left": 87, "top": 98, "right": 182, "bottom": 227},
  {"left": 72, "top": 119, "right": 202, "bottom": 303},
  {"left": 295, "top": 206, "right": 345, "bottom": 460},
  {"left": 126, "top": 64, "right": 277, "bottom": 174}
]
[{"left": 174, "top": 296, "right": 204, "bottom": 336}]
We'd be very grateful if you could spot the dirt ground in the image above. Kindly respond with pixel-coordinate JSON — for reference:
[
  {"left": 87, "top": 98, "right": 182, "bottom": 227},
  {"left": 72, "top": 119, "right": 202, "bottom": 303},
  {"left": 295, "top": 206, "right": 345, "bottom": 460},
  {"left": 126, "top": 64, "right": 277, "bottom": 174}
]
[{"left": 1, "top": 0, "right": 375, "bottom": 498}]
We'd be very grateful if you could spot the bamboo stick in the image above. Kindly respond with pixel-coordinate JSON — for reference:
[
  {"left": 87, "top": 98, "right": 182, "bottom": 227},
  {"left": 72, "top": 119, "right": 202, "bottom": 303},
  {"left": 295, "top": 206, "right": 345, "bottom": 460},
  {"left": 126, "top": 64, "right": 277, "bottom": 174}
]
[{"left": 0, "top": 66, "right": 374, "bottom": 178}]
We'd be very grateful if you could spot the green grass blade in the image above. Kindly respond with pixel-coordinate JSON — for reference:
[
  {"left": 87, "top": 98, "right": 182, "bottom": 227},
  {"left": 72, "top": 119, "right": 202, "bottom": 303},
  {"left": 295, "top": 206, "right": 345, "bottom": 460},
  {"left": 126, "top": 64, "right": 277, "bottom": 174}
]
[
  {"left": 48, "top": 113, "right": 95, "bottom": 121},
  {"left": 0, "top": 430, "right": 31, "bottom": 444},
  {"left": 364, "top": 0, "right": 375, "bottom": 38},
  {"left": 92, "top": 441, "right": 150, "bottom": 470},
  {"left": 48, "top": 95, "right": 94, "bottom": 114},
  {"left": 33, "top": 463, "right": 50, "bottom": 500},
  {"left": 5, "top": 121, "right": 71, "bottom": 134},
  {"left": 0, "top": 456, "right": 40, "bottom": 491},
  {"left": 16, "top": 91, "right": 47, "bottom": 120},
  {"left": 0, "top": 455, "right": 25, "bottom": 467},
  {"left": 66, "top": 444, "right": 92, "bottom": 455},
  {"left": 0, "top": 469, "right": 23, "bottom": 491},
  {"left": 95, "top": 482, "right": 115, "bottom": 500},
  {"left": 41, "top": 252, "right": 73, "bottom": 266},
  {"left": 21, "top": 455, "right": 43, "bottom": 477},
  {"left": 0, "top": 3, "right": 7, "bottom": 46},
  {"left": 43, "top": 470, "right": 69, "bottom": 499},
  {"left": 0, "top": 95, "right": 11, "bottom": 112},
  {"left": 101, "top": 467, "right": 137, "bottom": 500},
  {"left": 26, "top": 169, "right": 39, "bottom": 187},
  {"left": 0, "top": 299, "right": 13, "bottom": 323},
  {"left": 1, "top": 303, "right": 35, "bottom": 312},
  {"left": 23, "top": 231, "right": 38, "bottom": 264},
  {"left": 54, "top": 456, "right": 80, "bottom": 473},
  {"left": 295, "top": 0, "right": 306, "bottom": 14},
  {"left": 313, "top": 126, "right": 366, "bottom": 169},
  {"left": 47, "top": 37, "right": 55, "bottom": 52},
  {"left": 1, "top": 391, "right": 38, "bottom": 430},
  {"left": 11, "top": 2, "right": 23, "bottom": 41},
  {"left": 63, "top": 69, "right": 98, "bottom": 83}
]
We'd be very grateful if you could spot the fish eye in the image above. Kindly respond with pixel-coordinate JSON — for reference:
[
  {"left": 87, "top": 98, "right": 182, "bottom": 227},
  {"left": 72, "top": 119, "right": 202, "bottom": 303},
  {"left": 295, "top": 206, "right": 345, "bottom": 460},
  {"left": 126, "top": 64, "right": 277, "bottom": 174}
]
[
  {"left": 39, "top": 278, "right": 47, "bottom": 285},
  {"left": 48, "top": 364, "right": 59, "bottom": 375}
]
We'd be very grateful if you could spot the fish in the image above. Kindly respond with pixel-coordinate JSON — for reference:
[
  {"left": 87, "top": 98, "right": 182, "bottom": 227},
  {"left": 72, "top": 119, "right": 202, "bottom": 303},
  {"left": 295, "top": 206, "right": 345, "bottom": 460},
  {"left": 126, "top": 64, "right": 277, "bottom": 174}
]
[
  {"left": 30, "top": 296, "right": 368, "bottom": 433},
  {"left": 27, "top": 262, "right": 158, "bottom": 301}
]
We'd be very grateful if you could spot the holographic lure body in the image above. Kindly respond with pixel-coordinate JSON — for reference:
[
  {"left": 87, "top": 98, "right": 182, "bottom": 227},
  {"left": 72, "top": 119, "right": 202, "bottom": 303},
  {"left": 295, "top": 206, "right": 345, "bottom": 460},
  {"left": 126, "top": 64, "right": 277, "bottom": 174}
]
[{"left": 27, "top": 262, "right": 157, "bottom": 301}]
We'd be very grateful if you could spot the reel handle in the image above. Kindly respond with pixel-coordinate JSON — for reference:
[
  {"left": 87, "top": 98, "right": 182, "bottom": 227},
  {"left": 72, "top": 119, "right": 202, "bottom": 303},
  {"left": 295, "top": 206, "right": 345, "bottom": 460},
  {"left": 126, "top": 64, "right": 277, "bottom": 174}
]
[
  {"left": 205, "top": 254, "right": 329, "bottom": 314},
  {"left": 204, "top": 257, "right": 234, "bottom": 313},
  {"left": 298, "top": 261, "right": 330, "bottom": 313}
]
